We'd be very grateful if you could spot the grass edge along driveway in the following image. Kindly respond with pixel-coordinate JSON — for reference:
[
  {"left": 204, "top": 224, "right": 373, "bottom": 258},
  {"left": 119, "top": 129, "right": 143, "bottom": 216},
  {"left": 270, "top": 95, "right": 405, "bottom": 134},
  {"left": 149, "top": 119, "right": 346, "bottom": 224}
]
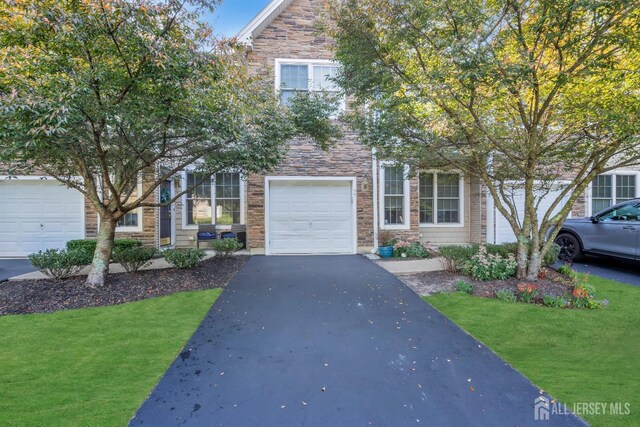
[
  {"left": 0, "top": 289, "right": 222, "bottom": 427},
  {"left": 426, "top": 276, "right": 639, "bottom": 427}
]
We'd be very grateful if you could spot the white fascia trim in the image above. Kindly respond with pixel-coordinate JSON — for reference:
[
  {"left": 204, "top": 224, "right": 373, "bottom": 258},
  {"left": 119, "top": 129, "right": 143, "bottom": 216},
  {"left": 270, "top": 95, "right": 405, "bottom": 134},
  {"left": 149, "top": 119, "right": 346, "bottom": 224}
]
[
  {"left": 264, "top": 176, "right": 359, "bottom": 256},
  {"left": 237, "top": 0, "right": 293, "bottom": 45},
  {"left": 419, "top": 171, "right": 465, "bottom": 228},
  {"left": 378, "top": 162, "right": 411, "bottom": 231}
]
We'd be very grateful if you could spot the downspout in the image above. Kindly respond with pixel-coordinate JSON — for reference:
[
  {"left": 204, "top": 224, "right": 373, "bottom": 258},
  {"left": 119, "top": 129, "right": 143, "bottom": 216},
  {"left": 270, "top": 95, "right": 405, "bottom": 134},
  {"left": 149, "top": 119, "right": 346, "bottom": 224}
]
[{"left": 372, "top": 148, "right": 379, "bottom": 253}]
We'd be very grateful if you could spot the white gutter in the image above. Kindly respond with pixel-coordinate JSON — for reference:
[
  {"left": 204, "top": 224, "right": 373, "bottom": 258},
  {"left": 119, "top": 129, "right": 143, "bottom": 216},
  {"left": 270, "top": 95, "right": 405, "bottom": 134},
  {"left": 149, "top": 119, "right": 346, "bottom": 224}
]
[{"left": 372, "top": 148, "right": 379, "bottom": 253}]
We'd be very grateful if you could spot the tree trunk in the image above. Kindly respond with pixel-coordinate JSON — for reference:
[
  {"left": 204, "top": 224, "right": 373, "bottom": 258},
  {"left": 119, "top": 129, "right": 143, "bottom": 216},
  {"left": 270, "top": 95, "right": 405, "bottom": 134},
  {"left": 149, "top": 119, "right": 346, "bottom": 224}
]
[
  {"left": 516, "top": 237, "right": 529, "bottom": 279},
  {"left": 85, "top": 216, "right": 117, "bottom": 287},
  {"left": 527, "top": 248, "right": 542, "bottom": 281}
]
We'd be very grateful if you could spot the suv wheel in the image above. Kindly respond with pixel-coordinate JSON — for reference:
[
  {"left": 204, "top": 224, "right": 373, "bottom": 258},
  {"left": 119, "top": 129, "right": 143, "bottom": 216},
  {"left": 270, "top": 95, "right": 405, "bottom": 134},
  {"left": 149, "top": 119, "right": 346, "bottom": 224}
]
[{"left": 554, "top": 233, "right": 583, "bottom": 262}]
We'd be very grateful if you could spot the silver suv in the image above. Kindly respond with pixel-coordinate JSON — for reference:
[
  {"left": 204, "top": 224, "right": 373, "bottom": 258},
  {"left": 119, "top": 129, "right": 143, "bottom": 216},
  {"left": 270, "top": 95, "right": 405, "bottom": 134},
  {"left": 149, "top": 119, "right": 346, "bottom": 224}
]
[{"left": 554, "top": 199, "right": 640, "bottom": 261}]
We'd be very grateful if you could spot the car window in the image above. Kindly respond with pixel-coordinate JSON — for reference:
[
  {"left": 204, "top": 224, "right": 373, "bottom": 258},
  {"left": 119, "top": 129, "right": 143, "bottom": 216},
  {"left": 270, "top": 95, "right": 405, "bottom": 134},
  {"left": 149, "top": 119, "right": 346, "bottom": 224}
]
[{"left": 598, "top": 202, "right": 640, "bottom": 221}]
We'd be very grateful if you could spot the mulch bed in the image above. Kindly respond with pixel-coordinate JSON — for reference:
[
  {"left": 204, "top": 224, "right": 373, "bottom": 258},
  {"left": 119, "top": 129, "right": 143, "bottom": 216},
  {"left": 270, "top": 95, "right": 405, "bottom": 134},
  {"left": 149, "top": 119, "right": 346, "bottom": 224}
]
[
  {"left": 0, "top": 256, "right": 249, "bottom": 316},
  {"left": 400, "top": 268, "right": 574, "bottom": 298}
]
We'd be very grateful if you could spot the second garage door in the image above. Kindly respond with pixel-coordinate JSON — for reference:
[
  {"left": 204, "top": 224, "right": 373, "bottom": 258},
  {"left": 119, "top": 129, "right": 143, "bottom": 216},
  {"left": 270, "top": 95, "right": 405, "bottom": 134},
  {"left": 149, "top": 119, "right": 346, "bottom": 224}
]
[
  {"left": 492, "top": 183, "right": 570, "bottom": 244},
  {"left": 0, "top": 179, "right": 84, "bottom": 257},
  {"left": 267, "top": 180, "right": 355, "bottom": 255}
]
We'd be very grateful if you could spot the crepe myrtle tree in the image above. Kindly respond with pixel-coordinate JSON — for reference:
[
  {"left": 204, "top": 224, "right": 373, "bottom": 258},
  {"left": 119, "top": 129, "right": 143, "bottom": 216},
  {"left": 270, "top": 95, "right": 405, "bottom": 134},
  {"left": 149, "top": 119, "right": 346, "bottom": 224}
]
[
  {"left": 327, "top": 0, "right": 640, "bottom": 279},
  {"left": 0, "top": 0, "right": 341, "bottom": 286}
]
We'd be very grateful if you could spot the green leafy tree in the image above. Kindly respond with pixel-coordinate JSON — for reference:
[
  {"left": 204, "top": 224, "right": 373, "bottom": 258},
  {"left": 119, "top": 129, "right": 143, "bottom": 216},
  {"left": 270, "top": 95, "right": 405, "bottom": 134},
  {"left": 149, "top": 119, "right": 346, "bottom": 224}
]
[
  {"left": 0, "top": 0, "right": 339, "bottom": 286},
  {"left": 328, "top": 0, "right": 640, "bottom": 279}
]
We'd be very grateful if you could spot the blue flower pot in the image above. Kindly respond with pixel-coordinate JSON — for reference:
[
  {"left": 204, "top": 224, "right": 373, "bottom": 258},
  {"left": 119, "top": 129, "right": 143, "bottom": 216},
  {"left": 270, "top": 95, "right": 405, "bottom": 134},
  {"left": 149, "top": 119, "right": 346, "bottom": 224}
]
[{"left": 378, "top": 246, "right": 393, "bottom": 258}]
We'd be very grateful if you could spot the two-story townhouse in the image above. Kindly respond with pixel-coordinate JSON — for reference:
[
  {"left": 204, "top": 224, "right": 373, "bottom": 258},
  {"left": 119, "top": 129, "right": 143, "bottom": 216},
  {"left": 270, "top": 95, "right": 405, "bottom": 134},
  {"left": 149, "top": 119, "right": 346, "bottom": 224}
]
[{"left": 1, "top": 0, "right": 638, "bottom": 258}]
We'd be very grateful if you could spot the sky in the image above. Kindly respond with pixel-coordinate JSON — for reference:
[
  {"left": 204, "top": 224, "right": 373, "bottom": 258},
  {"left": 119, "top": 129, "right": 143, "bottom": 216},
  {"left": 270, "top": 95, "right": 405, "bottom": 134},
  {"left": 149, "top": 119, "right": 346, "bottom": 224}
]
[{"left": 204, "top": 0, "right": 273, "bottom": 37}]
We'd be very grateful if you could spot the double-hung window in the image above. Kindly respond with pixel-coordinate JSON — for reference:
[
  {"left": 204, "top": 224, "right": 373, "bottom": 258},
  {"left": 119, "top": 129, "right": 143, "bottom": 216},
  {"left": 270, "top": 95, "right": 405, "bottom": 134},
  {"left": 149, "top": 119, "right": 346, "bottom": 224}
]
[
  {"left": 214, "top": 172, "right": 241, "bottom": 225},
  {"left": 116, "top": 177, "right": 142, "bottom": 232},
  {"left": 277, "top": 59, "right": 342, "bottom": 109},
  {"left": 380, "top": 164, "right": 410, "bottom": 229},
  {"left": 420, "top": 173, "right": 463, "bottom": 225},
  {"left": 184, "top": 172, "right": 243, "bottom": 226},
  {"left": 591, "top": 173, "right": 638, "bottom": 214}
]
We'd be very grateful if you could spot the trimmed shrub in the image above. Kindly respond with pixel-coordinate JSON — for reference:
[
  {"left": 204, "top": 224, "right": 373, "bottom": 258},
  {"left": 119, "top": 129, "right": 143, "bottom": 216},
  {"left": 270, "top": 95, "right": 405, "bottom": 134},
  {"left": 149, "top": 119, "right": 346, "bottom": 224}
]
[
  {"left": 485, "top": 243, "right": 517, "bottom": 258},
  {"left": 557, "top": 264, "right": 578, "bottom": 280},
  {"left": 495, "top": 288, "right": 517, "bottom": 302},
  {"left": 112, "top": 247, "right": 156, "bottom": 273},
  {"left": 438, "top": 244, "right": 478, "bottom": 272},
  {"left": 66, "top": 239, "right": 142, "bottom": 264},
  {"left": 210, "top": 238, "right": 242, "bottom": 258},
  {"left": 454, "top": 280, "right": 474, "bottom": 294},
  {"left": 394, "top": 240, "right": 432, "bottom": 259},
  {"left": 29, "top": 249, "right": 88, "bottom": 279},
  {"left": 544, "top": 243, "right": 561, "bottom": 266},
  {"left": 163, "top": 249, "right": 205, "bottom": 269}
]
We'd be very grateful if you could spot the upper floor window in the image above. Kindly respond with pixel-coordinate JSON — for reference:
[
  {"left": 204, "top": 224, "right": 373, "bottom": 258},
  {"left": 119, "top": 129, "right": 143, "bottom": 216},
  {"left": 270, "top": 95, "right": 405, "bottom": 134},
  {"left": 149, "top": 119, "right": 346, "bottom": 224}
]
[
  {"left": 592, "top": 174, "right": 637, "bottom": 215},
  {"left": 184, "top": 172, "right": 243, "bottom": 227},
  {"left": 420, "top": 173, "right": 463, "bottom": 225},
  {"left": 276, "top": 59, "right": 342, "bottom": 109}
]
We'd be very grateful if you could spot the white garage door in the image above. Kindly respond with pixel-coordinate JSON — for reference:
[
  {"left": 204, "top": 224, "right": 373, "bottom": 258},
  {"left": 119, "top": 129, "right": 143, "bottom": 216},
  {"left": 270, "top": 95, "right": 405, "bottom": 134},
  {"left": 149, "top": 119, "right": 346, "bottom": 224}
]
[
  {"left": 0, "top": 180, "right": 84, "bottom": 257},
  {"left": 268, "top": 180, "right": 355, "bottom": 254},
  {"left": 493, "top": 184, "right": 570, "bottom": 244}
]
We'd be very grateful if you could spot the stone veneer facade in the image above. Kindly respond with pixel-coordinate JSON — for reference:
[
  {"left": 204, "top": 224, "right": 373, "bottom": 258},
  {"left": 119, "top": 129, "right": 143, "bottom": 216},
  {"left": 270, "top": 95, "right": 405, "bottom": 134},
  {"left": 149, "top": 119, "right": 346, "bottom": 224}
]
[{"left": 244, "top": 0, "right": 378, "bottom": 253}]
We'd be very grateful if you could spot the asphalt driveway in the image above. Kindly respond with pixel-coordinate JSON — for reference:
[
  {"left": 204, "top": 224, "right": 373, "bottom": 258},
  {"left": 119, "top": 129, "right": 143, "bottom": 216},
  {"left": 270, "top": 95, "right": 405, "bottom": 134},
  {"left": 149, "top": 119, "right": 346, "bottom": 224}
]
[
  {"left": 567, "top": 256, "right": 640, "bottom": 287},
  {"left": 0, "top": 259, "right": 35, "bottom": 282},
  {"left": 131, "top": 255, "right": 584, "bottom": 426}
]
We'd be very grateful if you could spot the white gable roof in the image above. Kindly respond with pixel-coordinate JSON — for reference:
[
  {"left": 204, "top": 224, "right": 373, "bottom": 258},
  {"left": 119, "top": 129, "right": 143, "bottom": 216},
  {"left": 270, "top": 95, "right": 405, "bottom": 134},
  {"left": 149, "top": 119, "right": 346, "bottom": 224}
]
[{"left": 237, "top": 0, "right": 296, "bottom": 45}]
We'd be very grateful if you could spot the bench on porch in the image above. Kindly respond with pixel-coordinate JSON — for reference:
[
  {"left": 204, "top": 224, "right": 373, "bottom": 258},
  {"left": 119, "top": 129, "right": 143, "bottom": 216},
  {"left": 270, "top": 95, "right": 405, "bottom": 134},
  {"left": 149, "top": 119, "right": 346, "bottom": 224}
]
[
  {"left": 196, "top": 224, "right": 247, "bottom": 249},
  {"left": 196, "top": 225, "right": 217, "bottom": 249}
]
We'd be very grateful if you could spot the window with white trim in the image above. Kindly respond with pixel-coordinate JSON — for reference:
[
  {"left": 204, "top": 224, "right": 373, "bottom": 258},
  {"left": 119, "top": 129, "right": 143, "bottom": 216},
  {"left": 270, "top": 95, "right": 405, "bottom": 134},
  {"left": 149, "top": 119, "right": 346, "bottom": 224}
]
[
  {"left": 420, "top": 173, "right": 462, "bottom": 225},
  {"left": 277, "top": 60, "right": 342, "bottom": 109},
  {"left": 184, "top": 172, "right": 243, "bottom": 226},
  {"left": 592, "top": 174, "right": 637, "bottom": 215},
  {"left": 380, "top": 165, "right": 410, "bottom": 229},
  {"left": 116, "top": 177, "right": 142, "bottom": 232},
  {"left": 214, "top": 172, "right": 241, "bottom": 225}
]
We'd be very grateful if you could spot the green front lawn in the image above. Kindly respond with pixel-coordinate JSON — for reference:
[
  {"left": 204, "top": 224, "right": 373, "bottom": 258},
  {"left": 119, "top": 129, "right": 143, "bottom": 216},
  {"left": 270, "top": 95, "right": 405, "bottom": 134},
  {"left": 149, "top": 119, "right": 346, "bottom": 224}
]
[
  {"left": 0, "top": 289, "right": 221, "bottom": 426},
  {"left": 426, "top": 276, "right": 639, "bottom": 427}
]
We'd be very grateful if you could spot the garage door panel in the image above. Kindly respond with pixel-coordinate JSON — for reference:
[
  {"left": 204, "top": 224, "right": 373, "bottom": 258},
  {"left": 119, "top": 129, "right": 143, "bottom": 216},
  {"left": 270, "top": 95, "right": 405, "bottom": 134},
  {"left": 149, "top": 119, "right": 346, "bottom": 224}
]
[
  {"left": 493, "top": 184, "right": 570, "bottom": 244},
  {"left": 0, "top": 181, "right": 84, "bottom": 257},
  {"left": 268, "top": 180, "right": 355, "bottom": 254}
]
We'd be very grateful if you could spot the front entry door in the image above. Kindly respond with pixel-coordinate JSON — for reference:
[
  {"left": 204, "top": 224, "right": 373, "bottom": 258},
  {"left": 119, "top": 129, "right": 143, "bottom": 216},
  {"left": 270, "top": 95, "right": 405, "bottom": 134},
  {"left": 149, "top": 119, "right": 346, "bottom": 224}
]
[{"left": 159, "top": 180, "right": 173, "bottom": 247}]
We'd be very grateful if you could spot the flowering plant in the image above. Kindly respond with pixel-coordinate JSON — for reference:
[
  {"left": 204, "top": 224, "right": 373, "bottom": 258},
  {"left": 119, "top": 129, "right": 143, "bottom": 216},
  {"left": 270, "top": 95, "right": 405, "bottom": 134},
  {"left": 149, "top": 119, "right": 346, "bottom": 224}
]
[
  {"left": 463, "top": 245, "right": 517, "bottom": 280},
  {"left": 517, "top": 283, "right": 540, "bottom": 303}
]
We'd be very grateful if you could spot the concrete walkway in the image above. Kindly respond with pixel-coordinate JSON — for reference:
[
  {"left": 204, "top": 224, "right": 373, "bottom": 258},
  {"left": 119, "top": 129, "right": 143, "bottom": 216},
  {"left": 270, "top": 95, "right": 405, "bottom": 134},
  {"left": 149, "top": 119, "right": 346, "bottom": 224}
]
[
  {"left": 375, "top": 257, "right": 444, "bottom": 274},
  {"left": 130, "top": 255, "right": 584, "bottom": 427}
]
